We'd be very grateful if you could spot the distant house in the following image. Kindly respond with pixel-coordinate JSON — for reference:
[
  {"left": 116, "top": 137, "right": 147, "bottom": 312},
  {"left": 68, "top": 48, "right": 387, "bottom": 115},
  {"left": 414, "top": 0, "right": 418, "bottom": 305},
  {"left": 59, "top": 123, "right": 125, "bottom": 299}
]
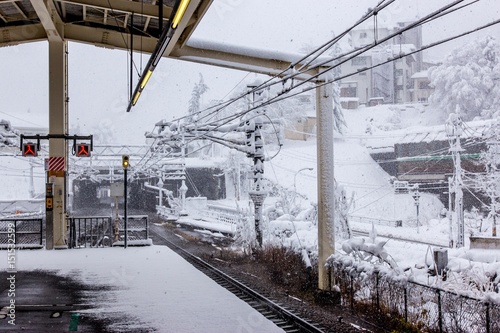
[
  {"left": 410, "top": 70, "right": 433, "bottom": 103},
  {"left": 284, "top": 111, "right": 316, "bottom": 141},
  {"left": 283, "top": 94, "right": 316, "bottom": 141}
]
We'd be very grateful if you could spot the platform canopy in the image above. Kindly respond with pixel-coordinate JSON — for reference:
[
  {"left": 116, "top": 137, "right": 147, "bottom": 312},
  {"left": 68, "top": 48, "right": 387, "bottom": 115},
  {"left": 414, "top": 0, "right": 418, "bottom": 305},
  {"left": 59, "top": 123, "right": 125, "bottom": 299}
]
[
  {"left": 0, "top": 0, "right": 326, "bottom": 79},
  {"left": 0, "top": 0, "right": 208, "bottom": 53}
]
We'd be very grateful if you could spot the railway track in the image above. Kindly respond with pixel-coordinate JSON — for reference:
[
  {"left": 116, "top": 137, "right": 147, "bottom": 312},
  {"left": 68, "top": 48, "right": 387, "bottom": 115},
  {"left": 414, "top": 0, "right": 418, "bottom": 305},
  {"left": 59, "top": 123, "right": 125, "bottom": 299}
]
[{"left": 149, "top": 227, "right": 326, "bottom": 333}]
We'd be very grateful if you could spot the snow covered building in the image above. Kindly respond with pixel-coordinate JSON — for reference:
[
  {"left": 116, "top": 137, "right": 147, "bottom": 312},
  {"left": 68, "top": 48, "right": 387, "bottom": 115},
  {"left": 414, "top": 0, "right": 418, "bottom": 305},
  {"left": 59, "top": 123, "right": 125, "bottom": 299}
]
[
  {"left": 340, "top": 21, "right": 424, "bottom": 107},
  {"left": 284, "top": 94, "right": 317, "bottom": 141},
  {"left": 369, "top": 120, "right": 495, "bottom": 209},
  {"left": 410, "top": 70, "right": 433, "bottom": 103}
]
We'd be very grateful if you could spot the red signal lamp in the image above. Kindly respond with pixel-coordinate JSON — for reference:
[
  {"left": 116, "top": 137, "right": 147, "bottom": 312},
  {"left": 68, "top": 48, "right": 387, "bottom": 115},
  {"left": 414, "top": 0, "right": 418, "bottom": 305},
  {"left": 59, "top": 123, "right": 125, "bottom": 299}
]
[
  {"left": 22, "top": 142, "right": 38, "bottom": 157},
  {"left": 76, "top": 143, "right": 91, "bottom": 157}
]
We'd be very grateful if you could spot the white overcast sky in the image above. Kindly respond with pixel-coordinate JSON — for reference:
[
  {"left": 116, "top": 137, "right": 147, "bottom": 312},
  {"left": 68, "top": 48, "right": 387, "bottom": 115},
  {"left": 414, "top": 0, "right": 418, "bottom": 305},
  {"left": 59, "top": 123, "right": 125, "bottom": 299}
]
[{"left": 1, "top": 0, "right": 499, "bottom": 144}]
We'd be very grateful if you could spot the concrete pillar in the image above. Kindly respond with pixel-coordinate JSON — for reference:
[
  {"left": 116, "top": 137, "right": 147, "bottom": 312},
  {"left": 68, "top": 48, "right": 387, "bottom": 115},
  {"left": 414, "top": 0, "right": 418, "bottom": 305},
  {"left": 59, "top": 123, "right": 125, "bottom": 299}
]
[
  {"left": 316, "top": 82, "right": 335, "bottom": 290},
  {"left": 47, "top": 39, "right": 68, "bottom": 249}
]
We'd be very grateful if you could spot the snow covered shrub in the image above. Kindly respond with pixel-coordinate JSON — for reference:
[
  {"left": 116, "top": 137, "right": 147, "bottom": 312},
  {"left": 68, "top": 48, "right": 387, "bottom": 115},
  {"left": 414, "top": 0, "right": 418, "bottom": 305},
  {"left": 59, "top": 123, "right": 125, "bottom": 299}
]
[
  {"left": 334, "top": 181, "right": 352, "bottom": 240},
  {"left": 232, "top": 214, "right": 256, "bottom": 254},
  {"left": 255, "top": 246, "right": 316, "bottom": 291},
  {"left": 338, "top": 238, "right": 398, "bottom": 269}
]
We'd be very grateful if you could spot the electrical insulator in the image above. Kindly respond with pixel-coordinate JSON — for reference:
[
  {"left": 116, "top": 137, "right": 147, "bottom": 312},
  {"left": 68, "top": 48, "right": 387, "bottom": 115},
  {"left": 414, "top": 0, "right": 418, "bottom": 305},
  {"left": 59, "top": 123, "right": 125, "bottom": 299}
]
[{"left": 245, "top": 120, "right": 255, "bottom": 157}]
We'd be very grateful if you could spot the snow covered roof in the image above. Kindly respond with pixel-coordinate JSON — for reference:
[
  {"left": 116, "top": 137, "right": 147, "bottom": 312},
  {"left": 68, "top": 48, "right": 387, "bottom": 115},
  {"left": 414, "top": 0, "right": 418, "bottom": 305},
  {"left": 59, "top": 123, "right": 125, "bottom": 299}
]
[
  {"left": 183, "top": 38, "right": 334, "bottom": 79},
  {"left": 411, "top": 71, "right": 429, "bottom": 79},
  {"left": 369, "top": 118, "right": 495, "bottom": 149}
]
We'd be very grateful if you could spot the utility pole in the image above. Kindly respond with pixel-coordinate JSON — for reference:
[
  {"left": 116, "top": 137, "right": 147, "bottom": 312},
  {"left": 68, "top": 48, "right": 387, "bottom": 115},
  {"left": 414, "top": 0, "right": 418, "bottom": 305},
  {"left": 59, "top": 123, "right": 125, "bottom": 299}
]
[
  {"left": 246, "top": 84, "right": 267, "bottom": 248},
  {"left": 485, "top": 137, "right": 499, "bottom": 237},
  {"left": 446, "top": 112, "right": 465, "bottom": 248},
  {"left": 447, "top": 177, "right": 454, "bottom": 247}
]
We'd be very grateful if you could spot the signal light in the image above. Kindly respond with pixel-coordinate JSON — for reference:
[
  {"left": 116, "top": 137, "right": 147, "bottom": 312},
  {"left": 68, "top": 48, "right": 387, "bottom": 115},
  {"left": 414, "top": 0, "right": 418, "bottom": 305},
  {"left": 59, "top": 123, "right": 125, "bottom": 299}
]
[
  {"left": 76, "top": 143, "right": 91, "bottom": 157},
  {"left": 122, "top": 155, "right": 130, "bottom": 170},
  {"left": 22, "top": 142, "right": 37, "bottom": 157}
]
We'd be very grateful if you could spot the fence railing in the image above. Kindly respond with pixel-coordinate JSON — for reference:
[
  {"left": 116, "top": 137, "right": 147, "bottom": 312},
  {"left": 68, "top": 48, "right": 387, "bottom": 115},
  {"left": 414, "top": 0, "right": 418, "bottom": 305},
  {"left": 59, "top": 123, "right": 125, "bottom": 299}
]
[
  {"left": 205, "top": 204, "right": 244, "bottom": 226},
  {"left": 327, "top": 257, "right": 500, "bottom": 333},
  {"left": 349, "top": 214, "right": 402, "bottom": 227},
  {"left": 0, "top": 218, "right": 43, "bottom": 248},
  {"left": 69, "top": 215, "right": 149, "bottom": 248},
  {"left": 116, "top": 215, "right": 148, "bottom": 242},
  {"left": 69, "top": 216, "right": 113, "bottom": 248}
]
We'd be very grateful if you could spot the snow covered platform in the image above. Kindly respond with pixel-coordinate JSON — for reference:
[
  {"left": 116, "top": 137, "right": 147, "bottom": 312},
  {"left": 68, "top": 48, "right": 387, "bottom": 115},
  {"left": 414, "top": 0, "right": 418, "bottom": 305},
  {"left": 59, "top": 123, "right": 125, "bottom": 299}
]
[{"left": 0, "top": 246, "right": 284, "bottom": 332}]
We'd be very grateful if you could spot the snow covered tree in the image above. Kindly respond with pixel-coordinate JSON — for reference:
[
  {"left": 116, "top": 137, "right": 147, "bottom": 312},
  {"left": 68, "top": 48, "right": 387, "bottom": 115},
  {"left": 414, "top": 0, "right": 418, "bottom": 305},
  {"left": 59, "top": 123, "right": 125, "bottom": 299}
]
[
  {"left": 476, "top": 118, "right": 500, "bottom": 235},
  {"left": 334, "top": 180, "right": 352, "bottom": 240},
  {"left": 330, "top": 38, "right": 347, "bottom": 134},
  {"left": 187, "top": 73, "right": 209, "bottom": 124},
  {"left": 428, "top": 36, "right": 500, "bottom": 121}
]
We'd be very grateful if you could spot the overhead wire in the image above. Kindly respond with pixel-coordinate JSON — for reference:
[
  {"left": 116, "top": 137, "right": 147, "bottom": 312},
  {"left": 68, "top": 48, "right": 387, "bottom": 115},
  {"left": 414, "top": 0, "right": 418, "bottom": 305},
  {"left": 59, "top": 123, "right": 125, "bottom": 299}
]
[
  {"left": 170, "top": 0, "right": 485, "bottom": 148},
  {"left": 130, "top": 0, "right": 497, "bottom": 207},
  {"left": 161, "top": 0, "right": 399, "bottom": 129}
]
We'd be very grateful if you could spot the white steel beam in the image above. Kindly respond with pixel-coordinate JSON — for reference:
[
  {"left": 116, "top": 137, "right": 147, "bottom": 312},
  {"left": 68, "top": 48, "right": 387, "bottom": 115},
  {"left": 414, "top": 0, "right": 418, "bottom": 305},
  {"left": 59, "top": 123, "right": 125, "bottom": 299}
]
[{"left": 29, "top": 0, "right": 63, "bottom": 41}]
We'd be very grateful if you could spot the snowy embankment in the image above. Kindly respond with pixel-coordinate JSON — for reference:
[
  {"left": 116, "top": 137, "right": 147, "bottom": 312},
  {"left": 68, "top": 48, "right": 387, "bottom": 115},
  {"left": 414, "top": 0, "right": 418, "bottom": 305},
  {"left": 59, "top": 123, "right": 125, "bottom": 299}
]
[{"left": 260, "top": 104, "right": 500, "bottom": 303}]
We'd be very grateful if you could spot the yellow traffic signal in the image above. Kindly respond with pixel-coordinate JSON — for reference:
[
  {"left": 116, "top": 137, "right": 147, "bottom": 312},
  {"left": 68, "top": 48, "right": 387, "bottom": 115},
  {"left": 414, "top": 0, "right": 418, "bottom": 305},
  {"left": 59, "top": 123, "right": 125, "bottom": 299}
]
[{"left": 122, "top": 155, "right": 130, "bottom": 169}]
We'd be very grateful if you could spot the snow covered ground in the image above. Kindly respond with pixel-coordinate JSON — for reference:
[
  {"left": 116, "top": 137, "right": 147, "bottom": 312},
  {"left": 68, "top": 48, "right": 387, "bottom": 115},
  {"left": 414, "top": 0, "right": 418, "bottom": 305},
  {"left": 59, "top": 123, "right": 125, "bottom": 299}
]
[{"left": 0, "top": 245, "right": 285, "bottom": 333}]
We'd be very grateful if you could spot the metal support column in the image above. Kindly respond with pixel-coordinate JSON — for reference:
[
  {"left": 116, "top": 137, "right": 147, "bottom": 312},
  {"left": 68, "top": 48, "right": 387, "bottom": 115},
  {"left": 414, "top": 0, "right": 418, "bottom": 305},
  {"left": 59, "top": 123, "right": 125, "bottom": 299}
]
[
  {"left": 48, "top": 39, "right": 68, "bottom": 249},
  {"left": 316, "top": 82, "right": 335, "bottom": 290}
]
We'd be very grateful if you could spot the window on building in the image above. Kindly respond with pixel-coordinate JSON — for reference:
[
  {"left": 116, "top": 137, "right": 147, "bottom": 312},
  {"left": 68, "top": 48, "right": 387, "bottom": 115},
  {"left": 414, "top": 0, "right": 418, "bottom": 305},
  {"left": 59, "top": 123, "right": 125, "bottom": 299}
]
[
  {"left": 419, "top": 81, "right": 430, "bottom": 89},
  {"left": 352, "top": 57, "right": 368, "bottom": 66},
  {"left": 395, "top": 69, "right": 404, "bottom": 76},
  {"left": 340, "top": 85, "right": 358, "bottom": 97}
]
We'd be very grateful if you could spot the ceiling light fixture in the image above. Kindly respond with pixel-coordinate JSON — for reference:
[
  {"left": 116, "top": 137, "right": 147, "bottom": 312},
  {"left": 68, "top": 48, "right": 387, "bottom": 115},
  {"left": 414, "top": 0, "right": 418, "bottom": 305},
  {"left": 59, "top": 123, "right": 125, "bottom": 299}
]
[
  {"left": 127, "top": 0, "right": 191, "bottom": 112},
  {"left": 171, "top": 0, "right": 190, "bottom": 29}
]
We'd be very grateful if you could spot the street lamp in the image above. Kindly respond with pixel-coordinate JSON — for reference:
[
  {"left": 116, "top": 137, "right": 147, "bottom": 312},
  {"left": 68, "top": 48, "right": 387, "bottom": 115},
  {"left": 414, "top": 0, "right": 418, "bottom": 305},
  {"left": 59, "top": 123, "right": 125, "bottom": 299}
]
[
  {"left": 294, "top": 168, "right": 314, "bottom": 205},
  {"left": 412, "top": 190, "right": 421, "bottom": 234}
]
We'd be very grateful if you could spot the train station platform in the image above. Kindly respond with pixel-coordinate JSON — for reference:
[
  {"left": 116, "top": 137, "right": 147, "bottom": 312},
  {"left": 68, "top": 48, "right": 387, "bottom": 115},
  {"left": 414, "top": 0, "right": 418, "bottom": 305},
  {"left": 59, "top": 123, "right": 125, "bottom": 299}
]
[{"left": 0, "top": 245, "right": 284, "bottom": 332}]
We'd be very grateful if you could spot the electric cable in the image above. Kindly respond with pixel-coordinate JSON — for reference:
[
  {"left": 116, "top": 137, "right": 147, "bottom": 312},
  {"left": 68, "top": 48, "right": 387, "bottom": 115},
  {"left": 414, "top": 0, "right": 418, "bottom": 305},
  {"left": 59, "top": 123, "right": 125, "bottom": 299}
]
[{"left": 170, "top": 1, "right": 492, "bottom": 148}]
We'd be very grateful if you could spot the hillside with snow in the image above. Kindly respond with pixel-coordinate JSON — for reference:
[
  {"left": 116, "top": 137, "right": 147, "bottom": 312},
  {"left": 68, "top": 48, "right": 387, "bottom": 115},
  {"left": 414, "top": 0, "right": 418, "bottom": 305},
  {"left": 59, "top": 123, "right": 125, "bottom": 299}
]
[{"left": 266, "top": 103, "right": 446, "bottom": 224}]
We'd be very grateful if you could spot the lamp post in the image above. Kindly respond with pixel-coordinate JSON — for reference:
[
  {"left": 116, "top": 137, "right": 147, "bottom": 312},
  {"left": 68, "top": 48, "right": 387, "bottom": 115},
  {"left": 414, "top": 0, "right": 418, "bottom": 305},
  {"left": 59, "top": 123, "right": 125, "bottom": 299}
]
[
  {"left": 294, "top": 168, "right": 314, "bottom": 194},
  {"left": 293, "top": 168, "right": 313, "bottom": 207},
  {"left": 122, "top": 155, "right": 129, "bottom": 248},
  {"left": 412, "top": 190, "right": 421, "bottom": 234}
]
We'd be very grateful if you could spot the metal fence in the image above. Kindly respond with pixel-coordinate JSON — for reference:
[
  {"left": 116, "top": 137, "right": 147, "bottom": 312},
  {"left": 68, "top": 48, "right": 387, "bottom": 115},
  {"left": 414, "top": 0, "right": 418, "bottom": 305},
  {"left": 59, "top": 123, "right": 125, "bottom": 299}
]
[
  {"left": 0, "top": 218, "right": 43, "bottom": 248},
  {"left": 349, "top": 214, "right": 402, "bottom": 227},
  {"left": 116, "top": 215, "right": 148, "bottom": 242},
  {"left": 69, "top": 216, "right": 113, "bottom": 248},
  {"left": 327, "top": 261, "right": 500, "bottom": 333},
  {"left": 69, "top": 215, "right": 149, "bottom": 248}
]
